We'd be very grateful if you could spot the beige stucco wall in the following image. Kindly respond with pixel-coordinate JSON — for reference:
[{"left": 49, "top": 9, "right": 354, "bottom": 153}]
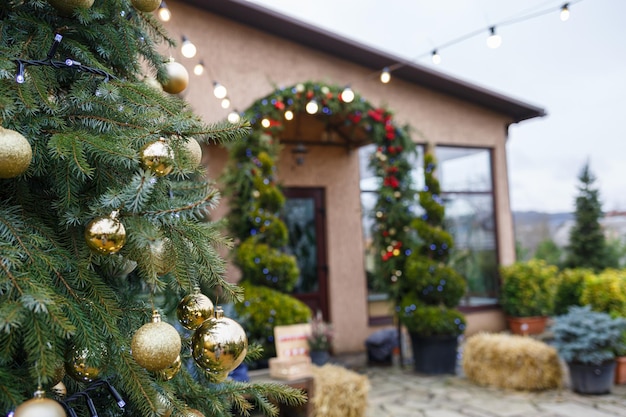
[{"left": 162, "top": 1, "right": 513, "bottom": 352}]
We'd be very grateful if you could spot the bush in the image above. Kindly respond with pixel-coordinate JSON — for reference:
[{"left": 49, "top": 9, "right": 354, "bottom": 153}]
[
  {"left": 580, "top": 269, "right": 626, "bottom": 317},
  {"left": 234, "top": 282, "right": 311, "bottom": 361},
  {"left": 398, "top": 296, "right": 466, "bottom": 337},
  {"left": 553, "top": 268, "right": 592, "bottom": 316},
  {"left": 499, "top": 260, "right": 558, "bottom": 317},
  {"left": 404, "top": 258, "right": 465, "bottom": 308},
  {"left": 234, "top": 239, "right": 299, "bottom": 292}
]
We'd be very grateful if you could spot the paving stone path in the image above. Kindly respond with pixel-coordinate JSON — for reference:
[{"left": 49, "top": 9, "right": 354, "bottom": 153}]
[{"left": 365, "top": 366, "right": 626, "bottom": 417}]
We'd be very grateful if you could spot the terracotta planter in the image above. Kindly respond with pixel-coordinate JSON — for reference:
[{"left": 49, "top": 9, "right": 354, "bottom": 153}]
[
  {"left": 615, "top": 357, "right": 626, "bottom": 384},
  {"left": 506, "top": 316, "right": 548, "bottom": 335}
]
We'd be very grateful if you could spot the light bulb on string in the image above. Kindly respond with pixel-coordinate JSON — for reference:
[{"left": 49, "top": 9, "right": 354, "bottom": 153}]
[
  {"left": 431, "top": 49, "right": 441, "bottom": 65},
  {"left": 213, "top": 82, "right": 227, "bottom": 99},
  {"left": 380, "top": 67, "right": 391, "bottom": 84},
  {"left": 157, "top": 1, "right": 171, "bottom": 22},
  {"left": 340, "top": 86, "right": 354, "bottom": 103},
  {"left": 261, "top": 118, "right": 271, "bottom": 128},
  {"left": 284, "top": 110, "right": 294, "bottom": 121},
  {"left": 193, "top": 61, "right": 204, "bottom": 76},
  {"left": 228, "top": 110, "right": 241, "bottom": 124},
  {"left": 486, "top": 26, "right": 502, "bottom": 49},
  {"left": 221, "top": 97, "right": 231, "bottom": 109},
  {"left": 181, "top": 36, "right": 197, "bottom": 58},
  {"left": 305, "top": 99, "right": 319, "bottom": 114},
  {"left": 560, "top": 3, "right": 570, "bottom": 21}
]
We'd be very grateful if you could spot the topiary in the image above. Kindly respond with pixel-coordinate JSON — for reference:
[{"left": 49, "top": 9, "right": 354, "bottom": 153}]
[
  {"left": 234, "top": 282, "right": 311, "bottom": 361},
  {"left": 398, "top": 298, "right": 466, "bottom": 337},
  {"left": 234, "top": 239, "right": 299, "bottom": 292}
]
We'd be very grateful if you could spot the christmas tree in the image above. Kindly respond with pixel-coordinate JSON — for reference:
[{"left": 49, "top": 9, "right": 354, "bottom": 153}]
[{"left": 0, "top": 1, "right": 303, "bottom": 416}]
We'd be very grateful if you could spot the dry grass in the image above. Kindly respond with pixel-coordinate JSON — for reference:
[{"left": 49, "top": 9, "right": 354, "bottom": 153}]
[
  {"left": 463, "top": 332, "right": 563, "bottom": 391},
  {"left": 311, "top": 364, "right": 370, "bottom": 417}
]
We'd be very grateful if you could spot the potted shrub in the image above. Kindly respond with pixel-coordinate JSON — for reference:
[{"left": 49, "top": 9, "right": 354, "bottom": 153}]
[
  {"left": 307, "top": 312, "right": 333, "bottom": 366},
  {"left": 499, "top": 259, "right": 558, "bottom": 335},
  {"left": 551, "top": 305, "right": 626, "bottom": 394},
  {"left": 396, "top": 147, "right": 467, "bottom": 375}
]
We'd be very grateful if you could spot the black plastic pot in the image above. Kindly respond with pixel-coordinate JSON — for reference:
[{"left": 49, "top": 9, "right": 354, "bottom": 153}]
[
  {"left": 568, "top": 361, "right": 616, "bottom": 395},
  {"left": 410, "top": 333, "right": 459, "bottom": 375}
]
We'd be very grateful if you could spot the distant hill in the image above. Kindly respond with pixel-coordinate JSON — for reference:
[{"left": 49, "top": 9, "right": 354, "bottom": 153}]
[{"left": 513, "top": 211, "right": 573, "bottom": 255}]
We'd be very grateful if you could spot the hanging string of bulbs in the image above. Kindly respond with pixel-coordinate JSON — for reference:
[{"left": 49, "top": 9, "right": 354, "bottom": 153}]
[
  {"left": 155, "top": 0, "right": 582, "bottom": 119},
  {"left": 377, "top": 1, "right": 581, "bottom": 84}
]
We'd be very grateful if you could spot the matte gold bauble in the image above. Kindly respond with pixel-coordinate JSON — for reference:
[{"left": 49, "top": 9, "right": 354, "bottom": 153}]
[
  {"left": 154, "top": 354, "right": 181, "bottom": 381},
  {"left": 0, "top": 126, "right": 32, "bottom": 179},
  {"left": 131, "top": 0, "right": 160, "bottom": 12},
  {"left": 140, "top": 138, "right": 175, "bottom": 177},
  {"left": 14, "top": 389, "right": 66, "bottom": 417},
  {"left": 131, "top": 311, "right": 181, "bottom": 372},
  {"left": 161, "top": 61, "right": 189, "bottom": 94},
  {"left": 176, "top": 290, "right": 214, "bottom": 330},
  {"left": 183, "top": 138, "right": 203, "bottom": 167},
  {"left": 150, "top": 238, "right": 174, "bottom": 275},
  {"left": 47, "top": 0, "right": 94, "bottom": 15},
  {"left": 84, "top": 211, "right": 126, "bottom": 255},
  {"left": 191, "top": 306, "right": 247, "bottom": 380},
  {"left": 65, "top": 344, "right": 106, "bottom": 383}
]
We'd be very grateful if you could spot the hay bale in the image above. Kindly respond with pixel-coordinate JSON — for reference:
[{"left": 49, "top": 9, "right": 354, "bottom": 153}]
[
  {"left": 462, "top": 332, "right": 563, "bottom": 391},
  {"left": 311, "top": 364, "right": 370, "bottom": 417}
]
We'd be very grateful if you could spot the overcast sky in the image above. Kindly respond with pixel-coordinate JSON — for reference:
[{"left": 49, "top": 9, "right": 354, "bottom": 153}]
[{"left": 246, "top": 0, "right": 626, "bottom": 214}]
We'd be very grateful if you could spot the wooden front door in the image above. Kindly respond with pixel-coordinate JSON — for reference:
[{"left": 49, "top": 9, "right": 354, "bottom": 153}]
[{"left": 282, "top": 187, "right": 329, "bottom": 320}]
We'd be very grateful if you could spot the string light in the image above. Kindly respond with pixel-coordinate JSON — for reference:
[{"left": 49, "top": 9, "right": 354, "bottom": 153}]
[
  {"left": 340, "top": 86, "right": 354, "bottom": 103},
  {"left": 157, "top": 1, "right": 171, "bottom": 22},
  {"left": 228, "top": 110, "right": 241, "bottom": 124},
  {"left": 193, "top": 61, "right": 204, "bottom": 76},
  {"left": 221, "top": 97, "right": 231, "bottom": 109},
  {"left": 560, "top": 3, "right": 570, "bottom": 21},
  {"left": 181, "top": 36, "right": 197, "bottom": 58},
  {"left": 261, "top": 118, "right": 271, "bottom": 128},
  {"left": 213, "top": 81, "right": 227, "bottom": 99},
  {"left": 380, "top": 67, "right": 391, "bottom": 84},
  {"left": 431, "top": 49, "right": 441, "bottom": 65},
  {"left": 284, "top": 110, "right": 294, "bottom": 120},
  {"left": 486, "top": 26, "right": 502, "bottom": 49},
  {"left": 305, "top": 99, "right": 319, "bottom": 114}
]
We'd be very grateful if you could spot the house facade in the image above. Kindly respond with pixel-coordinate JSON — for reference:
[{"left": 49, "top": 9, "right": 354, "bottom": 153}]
[{"left": 160, "top": 0, "right": 545, "bottom": 353}]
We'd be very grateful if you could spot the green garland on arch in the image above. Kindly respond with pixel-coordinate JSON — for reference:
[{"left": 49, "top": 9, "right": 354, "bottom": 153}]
[{"left": 224, "top": 80, "right": 420, "bottom": 305}]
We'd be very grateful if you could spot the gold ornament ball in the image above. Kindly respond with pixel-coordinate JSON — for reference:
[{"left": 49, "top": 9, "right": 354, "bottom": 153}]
[
  {"left": 47, "top": 0, "right": 94, "bottom": 15},
  {"left": 156, "top": 393, "right": 173, "bottom": 417},
  {"left": 131, "top": 0, "right": 160, "bottom": 12},
  {"left": 161, "top": 61, "right": 189, "bottom": 94},
  {"left": 14, "top": 390, "right": 66, "bottom": 417},
  {"left": 151, "top": 238, "right": 174, "bottom": 275},
  {"left": 154, "top": 354, "right": 181, "bottom": 381},
  {"left": 140, "top": 138, "right": 175, "bottom": 177},
  {"left": 50, "top": 382, "right": 67, "bottom": 398},
  {"left": 0, "top": 127, "right": 32, "bottom": 179},
  {"left": 176, "top": 291, "right": 214, "bottom": 330},
  {"left": 65, "top": 345, "right": 106, "bottom": 383},
  {"left": 186, "top": 409, "right": 205, "bottom": 417},
  {"left": 191, "top": 306, "right": 248, "bottom": 376},
  {"left": 183, "top": 138, "right": 203, "bottom": 167},
  {"left": 84, "top": 211, "right": 126, "bottom": 255},
  {"left": 143, "top": 75, "right": 163, "bottom": 91},
  {"left": 131, "top": 311, "right": 182, "bottom": 372}
]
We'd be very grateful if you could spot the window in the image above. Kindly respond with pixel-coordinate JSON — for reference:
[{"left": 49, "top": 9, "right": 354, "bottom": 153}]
[{"left": 359, "top": 144, "right": 498, "bottom": 306}]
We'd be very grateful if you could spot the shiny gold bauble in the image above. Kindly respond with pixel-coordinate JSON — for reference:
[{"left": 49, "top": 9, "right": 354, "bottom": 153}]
[
  {"left": 154, "top": 354, "right": 181, "bottom": 381},
  {"left": 191, "top": 306, "right": 247, "bottom": 379},
  {"left": 50, "top": 382, "right": 67, "bottom": 398},
  {"left": 131, "top": 0, "right": 160, "bottom": 12},
  {"left": 131, "top": 311, "right": 181, "bottom": 372},
  {"left": 177, "top": 290, "right": 214, "bottom": 330},
  {"left": 84, "top": 211, "right": 126, "bottom": 255},
  {"left": 0, "top": 126, "right": 32, "bottom": 179},
  {"left": 183, "top": 137, "right": 203, "bottom": 167},
  {"left": 65, "top": 345, "right": 105, "bottom": 383},
  {"left": 156, "top": 393, "right": 173, "bottom": 417},
  {"left": 14, "top": 389, "right": 66, "bottom": 417},
  {"left": 150, "top": 238, "right": 174, "bottom": 275},
  {"left": 161, "top": 61, "right": 189, "bottom": 94},
  {"left": 47, "top": 0, "right": 94, "bottom": 15},
  {"left": 140, "top": 138, "right": 175, "bottom": 177}
]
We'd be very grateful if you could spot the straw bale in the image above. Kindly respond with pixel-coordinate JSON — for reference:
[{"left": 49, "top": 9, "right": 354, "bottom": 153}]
[
  {"left": 462, "top": 332, "right": 563, "bottom": 391},
  {"left": 310, "top": 364, "right": 370, "bottom": 417}
]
